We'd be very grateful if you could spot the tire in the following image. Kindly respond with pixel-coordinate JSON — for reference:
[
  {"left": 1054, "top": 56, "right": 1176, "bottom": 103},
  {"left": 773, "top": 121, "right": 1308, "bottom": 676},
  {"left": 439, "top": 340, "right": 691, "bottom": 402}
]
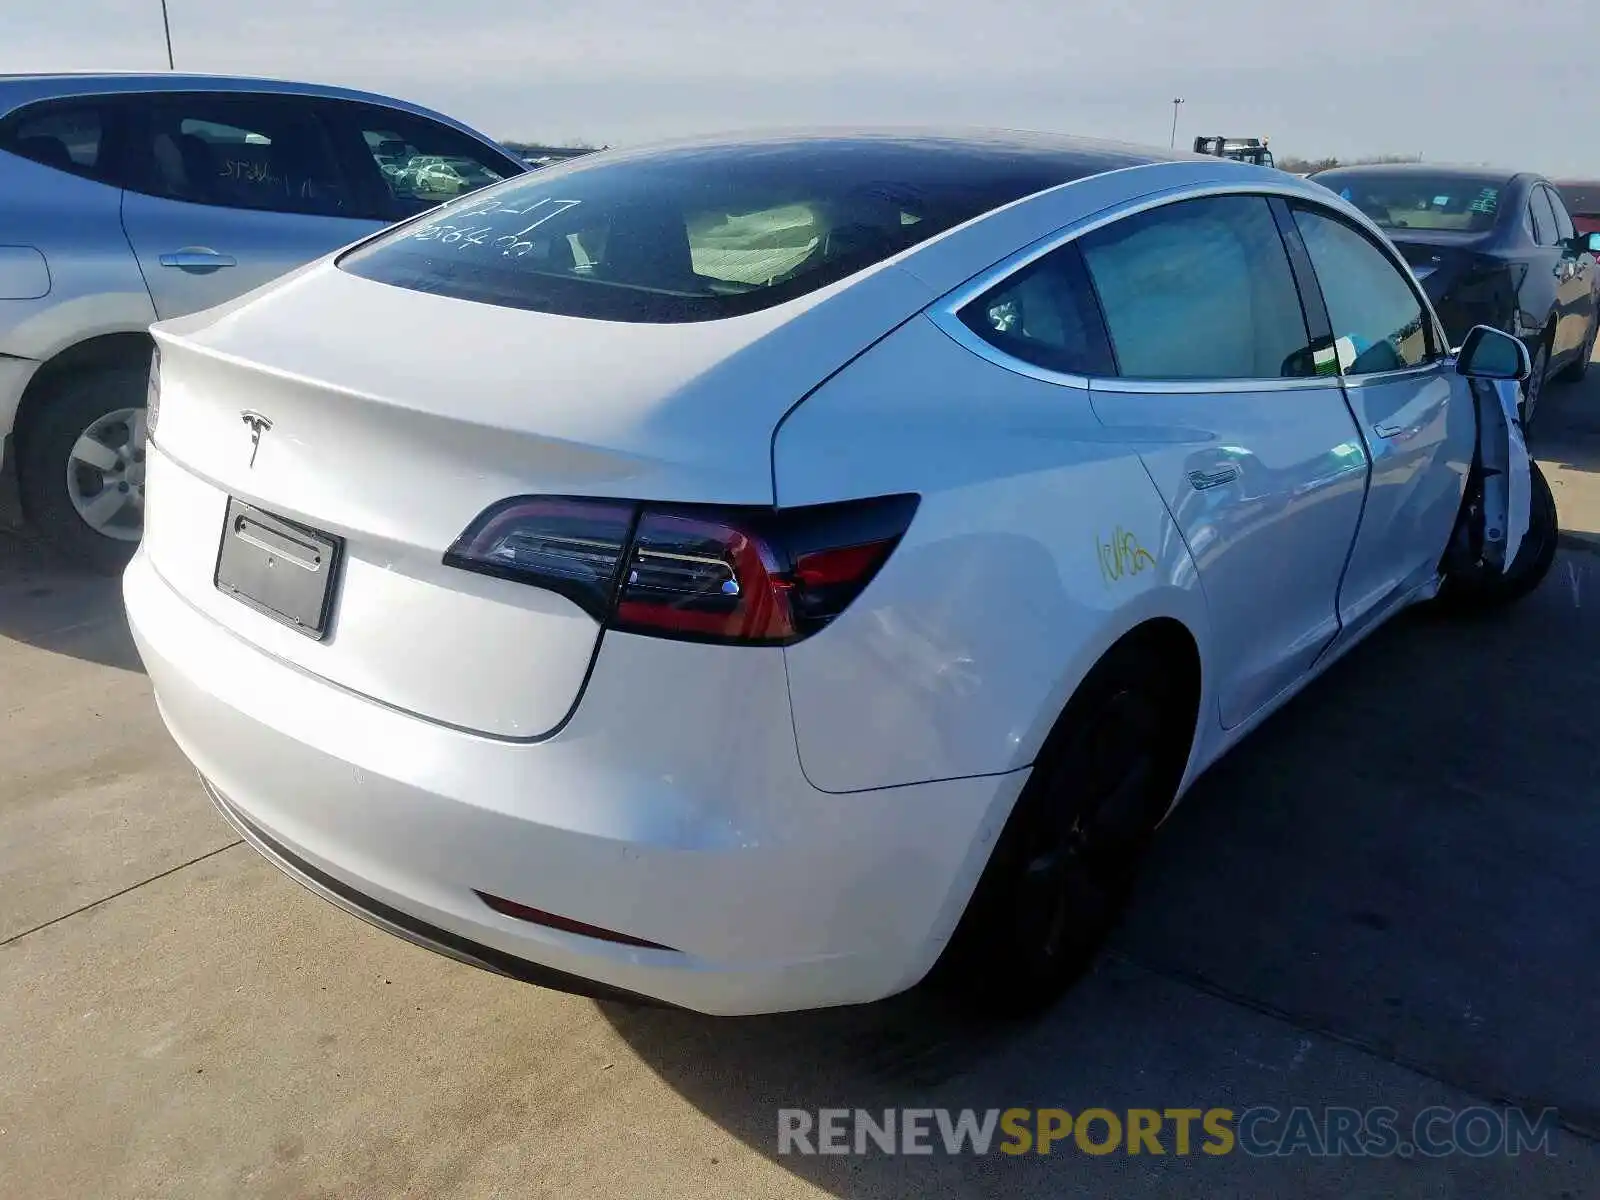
[
  {"left": 1556, "top": 313, "right": 1597, "bottom": 384},
  {"left": 930, "top": 639, "right": 1192, "bottom": 1016},
  {"left": 1438, "top": 459, "right": 1559, "bottom": 610},
  {"left": 18, "top": 364, "right": 150, "bottom": 573},
  {"left": 1521, "top": 339, "right": 1550, "bottom": 427}
]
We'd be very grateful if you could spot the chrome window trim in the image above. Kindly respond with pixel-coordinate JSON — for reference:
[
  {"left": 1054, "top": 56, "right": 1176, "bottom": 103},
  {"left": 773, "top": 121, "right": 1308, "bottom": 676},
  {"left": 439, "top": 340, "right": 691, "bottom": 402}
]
[
  {"left": 1337, "top": 360, "right": 1450, "bottom": 389},
  {"left": 928, "top": 309, "right": 1093, "bottom": 390},
  {"left": 1091, "top": 374, "right": 1345, "bottom": 395},
  {"left": 928, "top": 177, "right": 1450, "bottom": 392}
]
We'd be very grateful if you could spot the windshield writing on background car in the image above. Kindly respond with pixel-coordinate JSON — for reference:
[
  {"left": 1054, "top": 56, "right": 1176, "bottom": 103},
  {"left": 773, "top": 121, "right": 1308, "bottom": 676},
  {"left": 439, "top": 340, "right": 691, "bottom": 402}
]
[{"left": 1318, "top": 174, "right": 1505, "bottom": 233}]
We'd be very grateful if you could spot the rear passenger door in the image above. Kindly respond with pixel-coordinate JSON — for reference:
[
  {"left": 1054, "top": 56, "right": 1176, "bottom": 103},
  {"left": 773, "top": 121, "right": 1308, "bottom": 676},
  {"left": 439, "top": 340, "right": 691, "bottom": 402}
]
[
  {"left": 1079, "top": 194, "right": 1368, "bottom": 728},
  {"left": 1290, "top": 202, "right": 1475, "bottom": 640},
  {"left": 119, "top": 91, "right": 383, "bottom": 319}
]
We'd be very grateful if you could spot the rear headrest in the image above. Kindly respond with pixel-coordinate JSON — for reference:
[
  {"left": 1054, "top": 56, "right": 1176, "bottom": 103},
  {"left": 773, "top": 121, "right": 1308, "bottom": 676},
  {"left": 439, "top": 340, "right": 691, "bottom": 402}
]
[{"left": 174, "top": 133, "right": 218, "bottom": 199}]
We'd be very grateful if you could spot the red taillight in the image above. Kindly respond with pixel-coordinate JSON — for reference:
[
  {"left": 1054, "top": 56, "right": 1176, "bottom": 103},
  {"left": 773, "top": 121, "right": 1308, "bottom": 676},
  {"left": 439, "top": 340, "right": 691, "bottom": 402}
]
[
  {"left": 614, "top": 510, "right": 796, "bottom": 642},
  {"left": 445, "top": 494, "right": 918, "bottom": 645}
]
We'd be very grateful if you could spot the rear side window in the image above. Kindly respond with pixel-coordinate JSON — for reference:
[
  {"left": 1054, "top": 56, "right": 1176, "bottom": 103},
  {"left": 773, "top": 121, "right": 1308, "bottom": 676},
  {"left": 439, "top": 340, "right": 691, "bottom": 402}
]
[
  {"left": 1077, "top": 195, "right": 1315, "bottom": 380},
  {"left": 1544, "top": 186, "right": 1575, "bottom": 242},
  {"left": 1292, "top": 205, "right": 1433, "bottom": 374},
  {"left": 130, "top": 93, "right": 353, "bottom": 217},
  {"left": 1529, "top": 189, "right": 1558, "bottom": 246},
  {"left": 338, "top": 142, "right": 1082, "bottom": 323},
  {"left": 957, "top": 243, "right": 1115, "bottom": 376},
  {"left": 1, "top": 101, "right": 113, "bottom": 181}
]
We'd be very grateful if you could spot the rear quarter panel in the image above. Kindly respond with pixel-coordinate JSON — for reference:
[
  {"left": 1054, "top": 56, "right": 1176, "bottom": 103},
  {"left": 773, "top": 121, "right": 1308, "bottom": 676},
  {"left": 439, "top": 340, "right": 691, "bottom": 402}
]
[{"left": 773, "top": 314, "right": 1213, "bottom": 794}]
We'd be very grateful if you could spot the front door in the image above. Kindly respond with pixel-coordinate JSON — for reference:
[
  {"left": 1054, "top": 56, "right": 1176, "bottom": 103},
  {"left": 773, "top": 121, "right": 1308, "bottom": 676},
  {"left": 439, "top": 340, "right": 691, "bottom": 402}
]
[
  {"left": 1288, "top": 203, "right": 1477, "bottom": 639},
  {"left": 1543, "top": 186, "right": 1593, "bottom": 368},
  {"left": 119, "top": 91, "right": 381, "bottom": 320},
  {"left": 1077, "top": 194, "right": 1368, "bottom": 728}
]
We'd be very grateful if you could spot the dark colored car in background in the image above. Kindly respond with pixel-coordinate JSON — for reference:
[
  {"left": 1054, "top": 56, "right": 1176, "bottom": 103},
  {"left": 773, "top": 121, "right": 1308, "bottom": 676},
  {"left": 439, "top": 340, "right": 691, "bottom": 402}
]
[
  {"left": 1555, "top": 180, "right": 1600, "bottom": 238},
  {"left": 1313, "top": 164, "right": 1599, "bottom": 423}
]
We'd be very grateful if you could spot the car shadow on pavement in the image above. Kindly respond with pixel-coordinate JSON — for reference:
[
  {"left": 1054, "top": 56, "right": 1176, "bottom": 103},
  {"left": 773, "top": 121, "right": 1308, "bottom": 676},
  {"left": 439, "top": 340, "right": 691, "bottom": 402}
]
[
  {"left": 599, "top": 556, "right": 1600, "bottom": 1197},
  {"left": 0, "top": 531, "right": 142, "bottom": 672}
]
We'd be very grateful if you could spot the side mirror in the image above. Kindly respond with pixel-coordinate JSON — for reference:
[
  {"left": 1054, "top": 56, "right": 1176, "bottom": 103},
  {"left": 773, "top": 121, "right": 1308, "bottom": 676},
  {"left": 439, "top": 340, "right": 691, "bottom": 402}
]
[{"left": 1456, "top": 325, "right": 1530, "bottom": 382}]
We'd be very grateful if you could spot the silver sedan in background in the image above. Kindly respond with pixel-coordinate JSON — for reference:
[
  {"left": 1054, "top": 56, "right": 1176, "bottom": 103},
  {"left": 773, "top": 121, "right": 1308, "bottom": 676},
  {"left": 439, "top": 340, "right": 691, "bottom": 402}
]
[{"left": 0, "top": 72, "right": 524, "bottom": 568}]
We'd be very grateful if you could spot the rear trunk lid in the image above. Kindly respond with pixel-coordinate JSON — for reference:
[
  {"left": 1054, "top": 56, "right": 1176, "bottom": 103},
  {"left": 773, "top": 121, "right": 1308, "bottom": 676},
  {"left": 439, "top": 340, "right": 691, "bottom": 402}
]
[
  {"left": 1388, "top": 231, "right": 1489, "bottom": 292},
  {"left": 1387, "top": 232, "right": 1520, "bottom": 346},
  {"left": 146, "top": 260, "right": 933, "bottom": 738}
]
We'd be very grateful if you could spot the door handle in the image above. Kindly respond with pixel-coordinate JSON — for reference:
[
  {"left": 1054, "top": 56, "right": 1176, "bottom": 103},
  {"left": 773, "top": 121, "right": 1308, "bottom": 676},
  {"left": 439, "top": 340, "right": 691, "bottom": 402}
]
[
  {"left": 1187, "top": 465, "right": 1240, "bottom": 491},
  {"left": 1373, "top": 421, "right": 1405, "bottom": 438},
  {"left": 158, "top": 248, "right": 237, "bottom": 272}
]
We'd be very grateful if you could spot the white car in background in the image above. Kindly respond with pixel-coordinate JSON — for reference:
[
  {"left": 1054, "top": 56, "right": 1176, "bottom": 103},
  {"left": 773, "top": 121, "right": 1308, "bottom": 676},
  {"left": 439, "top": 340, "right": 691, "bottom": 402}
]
[{"left": 126, "top": 131, "right": 1556, "bottom": 1016}]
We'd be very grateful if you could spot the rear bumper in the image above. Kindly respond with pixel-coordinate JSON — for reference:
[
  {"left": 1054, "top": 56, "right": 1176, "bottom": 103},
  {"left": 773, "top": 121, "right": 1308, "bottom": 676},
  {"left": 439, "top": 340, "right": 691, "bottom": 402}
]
[
  {"left": 201, "top": 776, "right": 671, "bottom": 1008},
  {"left": 125, "top": 550, "right": 1019, "bottom": 1014}
]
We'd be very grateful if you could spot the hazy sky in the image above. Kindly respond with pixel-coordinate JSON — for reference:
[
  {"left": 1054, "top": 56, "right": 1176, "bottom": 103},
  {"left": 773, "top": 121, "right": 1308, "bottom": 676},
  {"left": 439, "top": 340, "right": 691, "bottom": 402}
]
[{"left": 7, "top": 0, "right": 1597, "bottom": 173}]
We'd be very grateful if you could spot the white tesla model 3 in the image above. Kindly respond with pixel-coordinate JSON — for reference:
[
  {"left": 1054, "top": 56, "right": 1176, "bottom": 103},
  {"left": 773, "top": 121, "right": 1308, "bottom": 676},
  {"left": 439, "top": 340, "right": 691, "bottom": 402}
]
[{"left": 125, "top": 131, "right": 1556, "bottom": 1016}]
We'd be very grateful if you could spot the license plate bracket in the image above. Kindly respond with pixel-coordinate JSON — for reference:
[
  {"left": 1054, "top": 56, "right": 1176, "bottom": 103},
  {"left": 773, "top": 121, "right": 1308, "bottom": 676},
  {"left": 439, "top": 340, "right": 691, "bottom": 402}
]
[{"left": 214, "top": 499, "right": 343, "bottom": 639}]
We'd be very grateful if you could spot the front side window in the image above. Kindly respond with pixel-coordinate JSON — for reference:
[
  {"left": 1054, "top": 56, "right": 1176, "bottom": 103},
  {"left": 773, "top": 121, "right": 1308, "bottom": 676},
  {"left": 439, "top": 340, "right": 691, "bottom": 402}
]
[
  {"left": 1292, "top": 205, "right": 1433, "bottom": 375},
  {"left": 1544, "top": 186, "right": 1575, "bottom": 242},
  {"left": 1529, "top": 189, "right": 1558, "bottom": 246},
  {"left": 957, "top": 243, "right": 1115, "bottom": 376},
  {"left": 1076, "top": 195, "right": 1315, "bottom": 380},
  {"left": 134, "top": 94, "right": 351, "bottom": 217},
  {"left": 1, "top": 101, "right": 110, "bottom": 180}
]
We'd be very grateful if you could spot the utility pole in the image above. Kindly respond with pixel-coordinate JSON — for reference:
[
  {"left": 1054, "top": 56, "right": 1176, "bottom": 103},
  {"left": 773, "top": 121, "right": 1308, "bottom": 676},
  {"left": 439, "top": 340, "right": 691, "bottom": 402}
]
[
  {"left": 1170, "top": 98, "right": 1184, "bottom": 149},
  {"left": 159, "top": 0, "right": 175, "bottom": 69}
]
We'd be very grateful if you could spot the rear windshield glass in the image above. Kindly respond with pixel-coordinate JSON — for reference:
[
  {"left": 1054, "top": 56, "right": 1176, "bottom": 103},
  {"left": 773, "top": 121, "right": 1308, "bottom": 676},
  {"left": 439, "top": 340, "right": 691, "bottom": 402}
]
[
  {"left": 338, "top": 139, "right": 1097, "bottom": 322},
  {"left": 1314, "top": 172, "right": 1507, "bottom": 233}
]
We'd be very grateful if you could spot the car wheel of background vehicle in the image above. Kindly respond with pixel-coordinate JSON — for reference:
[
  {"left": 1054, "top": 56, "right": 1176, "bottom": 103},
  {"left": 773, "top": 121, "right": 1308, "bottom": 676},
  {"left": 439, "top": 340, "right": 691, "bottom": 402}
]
[
  {"left": 18, "top": 365, "right": 149, "bottom": 573},
  {"left": 1521, "top": 339, "right": 1550, "bottom": 426},
  {"left": 930, "top": 639, "right": 1191, "bottom": 1016},
  {"left": 1437, "top": 459, "right": 1559, "bottom": 610},
  {"left": 1556, "top": 314, "right": 1597, "bottom": 384}
]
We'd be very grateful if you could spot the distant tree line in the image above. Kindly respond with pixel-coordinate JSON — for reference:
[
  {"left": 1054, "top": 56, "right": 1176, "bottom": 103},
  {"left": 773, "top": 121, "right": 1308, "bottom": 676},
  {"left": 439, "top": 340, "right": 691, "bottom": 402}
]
[{"left": 1276, "top": 153, "right": 1423, "bottom": 173}]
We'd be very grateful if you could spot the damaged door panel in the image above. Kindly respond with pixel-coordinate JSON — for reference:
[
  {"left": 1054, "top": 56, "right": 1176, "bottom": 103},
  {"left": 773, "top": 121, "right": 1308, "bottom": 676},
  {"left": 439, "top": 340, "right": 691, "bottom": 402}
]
[{"left": 1444, "top": 374, "right": 1532, "bottom": 580}]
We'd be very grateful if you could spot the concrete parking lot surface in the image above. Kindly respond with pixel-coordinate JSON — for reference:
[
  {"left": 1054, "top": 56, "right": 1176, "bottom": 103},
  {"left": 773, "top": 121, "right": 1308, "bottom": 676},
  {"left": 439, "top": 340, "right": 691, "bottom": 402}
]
[{"left": 4, "top": 370, "right": 1600, "bottom": 1198}]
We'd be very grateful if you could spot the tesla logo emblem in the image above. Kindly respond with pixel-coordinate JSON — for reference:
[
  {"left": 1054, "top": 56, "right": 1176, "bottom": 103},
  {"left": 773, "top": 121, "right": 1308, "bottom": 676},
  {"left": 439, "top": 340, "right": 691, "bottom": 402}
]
[{"left": 240, "top": 411, "right": 272, "bottom": 468}]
